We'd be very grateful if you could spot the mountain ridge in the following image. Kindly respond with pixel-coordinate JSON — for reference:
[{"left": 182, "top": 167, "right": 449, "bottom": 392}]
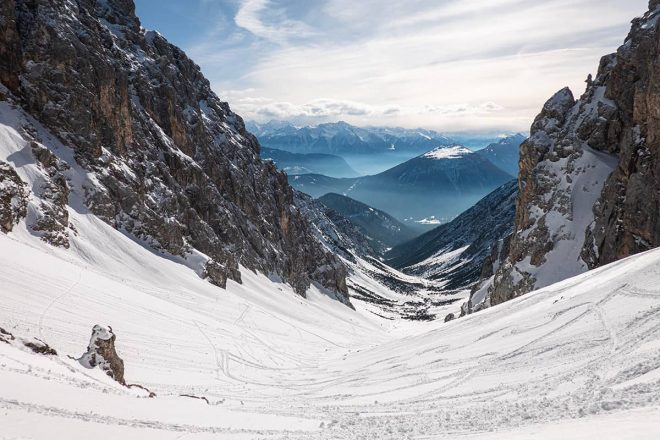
[
  {"left": 247, "top": 120, "right": 454, "bottom": 155},
  {"left": 0, "top": 0, "right": 350, "bottom": 303},
  {"left": 290, "top": 145, "right": 514, "bottom": 222},
  {"left": 386, "top": 180, "right": 517, "bottom": 290},
  {"left": 318, "top": 193, "right": 418, "bottom": 254},
  {"left": 467, "top": 1, "right": 660, "bottom": 311},
  {"left": 475, "top": 133, "right": 525, "bottom": 176}
]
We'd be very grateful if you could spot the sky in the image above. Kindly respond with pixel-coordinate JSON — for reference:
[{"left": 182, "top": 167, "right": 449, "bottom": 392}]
[{"left": 134, "top": 0, "right": 649, "bottom": 133}]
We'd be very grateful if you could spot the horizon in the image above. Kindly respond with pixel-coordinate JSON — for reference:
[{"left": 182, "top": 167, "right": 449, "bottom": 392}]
[
  {"left": 134, "top": 0, "right": 647, "bottom": 133},
  {"left": 247, "top": 118, "right": 529, "bottom": 137}
]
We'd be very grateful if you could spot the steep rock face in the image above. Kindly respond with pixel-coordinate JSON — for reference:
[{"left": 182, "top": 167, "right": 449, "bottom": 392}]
[
  {"left": 480, "top": 2, "right": 660, "bottom": 308},
  {"left": 0, "top": 0, "right": 348, "bottom": 301},
  {"left": 0, "top": 159, "right": 28, "bottom": 232},
  {"left": 582, "top": 4, "right": 660, "bottom": 267},
  {"left": 29, "top": 141, "right": 71, "bottom": 247}
]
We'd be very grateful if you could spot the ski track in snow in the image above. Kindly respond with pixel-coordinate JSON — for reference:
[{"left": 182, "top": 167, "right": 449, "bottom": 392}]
[
  {"left": 37, "top": 266, "right": 85, "bottom": 341},
  {"left": 2, "top": 217, "right": 660, "bottom": 439}
]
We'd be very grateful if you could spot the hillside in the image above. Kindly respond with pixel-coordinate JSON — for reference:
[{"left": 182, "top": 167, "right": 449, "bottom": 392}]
[
  {"left": 387, "top": 180, "right": 517, "bottom": 290},
  {"left": 318, "top": 193, "right": 418, "bottom": 254},
  {"left": 291, "top": 146, "right": 513, "bottom": 222},
  {"left": 2, "top": 1, "right": 660, "bottom": 439},
  {"left": 2, "top": 227, "right": 660, "bottom": 437},
  {"left": 0, "top": 0, "right": 349, "bottom": 302},
  {"left": 475, "top": 133, "right": 526, "bottom": 175},
  {"left": 261, "top": 147, "right": 360, "bottom": 178}
]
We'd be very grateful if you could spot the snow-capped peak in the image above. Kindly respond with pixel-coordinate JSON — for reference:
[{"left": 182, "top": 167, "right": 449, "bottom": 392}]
[{"left": 422, "top": 145, "right": 472, "bottom": 160}]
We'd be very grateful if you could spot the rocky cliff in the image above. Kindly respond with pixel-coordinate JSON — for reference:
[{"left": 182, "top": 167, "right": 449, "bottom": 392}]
[
  {"left": 472, "top": 1, "right": 660, "bottom": 309},
  {"left": 0, "top": 0, "right": 349, "bottom": 303}
]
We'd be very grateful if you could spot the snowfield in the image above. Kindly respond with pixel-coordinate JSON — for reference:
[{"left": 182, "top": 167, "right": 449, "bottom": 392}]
[{"left": 2, "top": 208, "right": 660, "bottom": 438}]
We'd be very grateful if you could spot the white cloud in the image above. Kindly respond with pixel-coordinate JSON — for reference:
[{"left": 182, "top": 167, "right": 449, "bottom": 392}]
[
  {"left": 227, "top": 96, "right": 505, "bottom": 126},
  {"left": 188, "top": 0, "right": 649, "bottom": 131},
  {"left": 234, "top": 0, "right": 314, "bottom": 44}
]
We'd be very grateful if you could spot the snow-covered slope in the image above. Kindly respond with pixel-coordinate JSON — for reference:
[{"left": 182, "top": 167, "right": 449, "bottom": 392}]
[
  {"left": 3, "top": 218, "right": 660, "bottom": 438},
  {"left": 2, "top": 84, "right": 658, "bottom": 437}
]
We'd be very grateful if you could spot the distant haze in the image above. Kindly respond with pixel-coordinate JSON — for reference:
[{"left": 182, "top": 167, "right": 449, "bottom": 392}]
[{"left": 135, "top": 0, "right": 648, "bottom": 132}]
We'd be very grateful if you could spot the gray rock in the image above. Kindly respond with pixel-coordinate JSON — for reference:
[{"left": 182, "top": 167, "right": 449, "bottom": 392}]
[
  {"left": 0, "top": 160, "right": 28, "bottom": 233},
  {"left": 79, "top": 325, "right": 125, "bottom": 385},
  {"left": 0, "top": 0, "right": 349, "bottom": 303},
  {"left": 479, "top": 3, "right": 660, "bottom": 308}
]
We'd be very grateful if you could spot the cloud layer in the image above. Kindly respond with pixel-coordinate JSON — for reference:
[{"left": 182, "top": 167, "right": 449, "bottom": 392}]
[{"left": 142, "top": 0, "right": 649, "bottom": 132}]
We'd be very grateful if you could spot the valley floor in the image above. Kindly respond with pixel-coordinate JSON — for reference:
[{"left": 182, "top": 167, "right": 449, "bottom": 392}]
[{"left": 2, "top": 210, "right": 660, "bottom": 439}]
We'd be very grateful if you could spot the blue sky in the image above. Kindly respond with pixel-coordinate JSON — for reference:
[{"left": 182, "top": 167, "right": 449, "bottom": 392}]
[{"left": 134, "top": 0, "right": 648, "bottom": 132}]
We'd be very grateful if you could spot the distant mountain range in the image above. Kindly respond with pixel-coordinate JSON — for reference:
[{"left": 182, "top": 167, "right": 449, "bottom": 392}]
[
  {"left": 475, "top": 133, "right": 525, "bottom": 176},
  {"left": 318, "top": 193, "right": 418, "bottom": 254},
  {"left": 261, "top": 147, "right": 359, "bottom": 178},
  {"left": 290, "top": 145, "right": 514, "bottom": 222},
  {"left": 247, "top": 120, "right": 454, "bottom": 155}
]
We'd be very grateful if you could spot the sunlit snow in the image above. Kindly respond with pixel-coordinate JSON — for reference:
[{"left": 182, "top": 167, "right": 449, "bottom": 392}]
[{"left": 422, "top": 145, "right": 473, "bottom": 160}]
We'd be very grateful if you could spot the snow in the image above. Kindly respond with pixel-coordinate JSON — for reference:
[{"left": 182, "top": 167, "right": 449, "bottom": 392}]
[
  {"left": 640, "top": 4, "right": 660, "bottom": 30},
  {"left": 516, "top": 144, "right": 618, "bottom": 291},
  {"left": 3, "top": 205, "right": 660, "bottom": 439},
  {"left": 422, "top": 145, "right": 472, "bottom": 160},
  {"left": 415, "top": 215, "right": 445, "bottom": 225},
  {"left": 409, "top": 245, "right": 470, "bottom": 277}
]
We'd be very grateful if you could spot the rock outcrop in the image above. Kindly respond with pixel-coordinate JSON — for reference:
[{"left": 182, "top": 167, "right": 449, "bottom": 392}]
[
  {"left": 0, "top": 160, "right": 28, "bottom": 232},
  {"left": 79, "top": 325, "right": 125, "bottom": 385},
  {"left": 472, "top": 2, "right": 660, "bottom": 309},
  {"left": 0, "top": 0, "right": 349, "bottom": 302},
  {"left": 29, "top": 142, "right": 71, "bottom": 247}
]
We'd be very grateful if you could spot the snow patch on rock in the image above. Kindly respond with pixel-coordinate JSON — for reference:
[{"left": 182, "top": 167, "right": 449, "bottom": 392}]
[{"left": 422, "top": 145, "right": 473, "bottom": 160}]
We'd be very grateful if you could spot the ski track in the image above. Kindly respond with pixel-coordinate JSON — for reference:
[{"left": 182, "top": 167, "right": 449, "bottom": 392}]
[
  {"left": 2, "top": 230, "right": 660, "bottom": 438},
  {"left": 37, "top": 266, "right": 85, "bottom": 341}
]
